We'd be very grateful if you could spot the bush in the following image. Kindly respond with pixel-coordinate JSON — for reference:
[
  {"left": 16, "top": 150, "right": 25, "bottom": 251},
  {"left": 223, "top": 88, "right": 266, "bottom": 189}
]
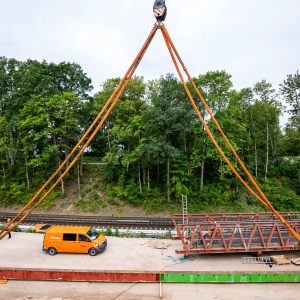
[{"left": 139, "top": 232, "right": 147, "bottom": 238}]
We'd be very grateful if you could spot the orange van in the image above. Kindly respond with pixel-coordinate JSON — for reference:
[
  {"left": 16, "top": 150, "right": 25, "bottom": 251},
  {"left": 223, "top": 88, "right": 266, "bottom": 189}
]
[{"left": 35, "top": 225, "right": 107, "bottom": 256}]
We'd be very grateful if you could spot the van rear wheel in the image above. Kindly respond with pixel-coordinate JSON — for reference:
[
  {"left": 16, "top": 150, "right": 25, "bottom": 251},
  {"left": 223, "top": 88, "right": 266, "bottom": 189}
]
[
  {"left": 89, "top": 248, "right": 97, "bottom": 256},
  {"left": 48, "top": 247, "right": 57, "bottom": 256}
]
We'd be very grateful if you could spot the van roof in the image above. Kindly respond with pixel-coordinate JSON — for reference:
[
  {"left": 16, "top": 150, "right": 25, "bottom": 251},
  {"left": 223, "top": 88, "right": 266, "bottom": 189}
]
[{"left": 47, "top": 226, "right": 91, "bottom": 234}]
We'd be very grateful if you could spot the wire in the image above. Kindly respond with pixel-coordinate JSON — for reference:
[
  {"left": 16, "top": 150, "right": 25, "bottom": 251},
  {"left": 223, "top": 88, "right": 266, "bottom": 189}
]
[{"left": 111, "top": 283, "right": 139, "bottom": 300}]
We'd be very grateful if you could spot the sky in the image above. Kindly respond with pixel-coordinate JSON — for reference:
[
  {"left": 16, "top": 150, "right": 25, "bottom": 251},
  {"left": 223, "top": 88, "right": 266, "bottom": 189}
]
[{"left": 1, "top": 0, "right": 300, "bottom": 127}]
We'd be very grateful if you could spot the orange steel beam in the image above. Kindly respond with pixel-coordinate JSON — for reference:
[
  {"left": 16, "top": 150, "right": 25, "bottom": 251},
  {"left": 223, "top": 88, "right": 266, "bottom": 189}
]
[
  {"left": 162, "top": 25, "right": 273, "bottom": 211},
  {"left": 160, "top": 26, "right": 300, "bottom": 244},
  {"left": 0, "top": 25, "right": 158, "bottom": 240},
  {"left": 0, "top": 24, "right": 159, "bottom": 238},
  {"left": 161, "top": 25, "right": 300, "bottom": 242}
]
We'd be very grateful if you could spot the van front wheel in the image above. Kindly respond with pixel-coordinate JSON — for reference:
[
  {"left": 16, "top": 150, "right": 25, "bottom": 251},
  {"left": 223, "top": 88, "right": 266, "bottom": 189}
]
[
  {"left": 89, "top": 248, "right": 98, "bottom": 256},
  {"left": 48, "top": 247, "right": 57, "bottom": 256}
]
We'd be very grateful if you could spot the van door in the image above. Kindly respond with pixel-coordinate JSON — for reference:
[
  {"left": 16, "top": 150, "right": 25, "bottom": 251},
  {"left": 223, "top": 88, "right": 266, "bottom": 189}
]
[
  {"left": 62, "top": 233, "right": 77, "bottom": 253},
  {"left": 77, "top": 234, "right": 92, "bottom": 253}
]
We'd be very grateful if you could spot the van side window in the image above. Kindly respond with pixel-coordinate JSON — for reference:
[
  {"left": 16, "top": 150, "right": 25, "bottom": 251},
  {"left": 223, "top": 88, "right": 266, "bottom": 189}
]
[
  {"left": 63, "top": 233, "right": 76, "bottom": 241},
  {"left": 78, "top": 234, "right": 91, "bottom": 242}
]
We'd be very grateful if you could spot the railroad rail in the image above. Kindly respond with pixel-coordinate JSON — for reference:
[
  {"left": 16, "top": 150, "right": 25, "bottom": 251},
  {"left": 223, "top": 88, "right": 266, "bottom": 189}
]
[{"left": 0, "top": 212, "right": 173, "bottom": 228}]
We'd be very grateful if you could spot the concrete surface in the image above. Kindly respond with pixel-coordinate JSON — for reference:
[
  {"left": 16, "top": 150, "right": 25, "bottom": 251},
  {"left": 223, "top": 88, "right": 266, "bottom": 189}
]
[
  {"left": 1, "top": 280, "right": 300, "bottom": 300},
  {"left": 1, "top": 233, "right": 300, "bottom": 273}
]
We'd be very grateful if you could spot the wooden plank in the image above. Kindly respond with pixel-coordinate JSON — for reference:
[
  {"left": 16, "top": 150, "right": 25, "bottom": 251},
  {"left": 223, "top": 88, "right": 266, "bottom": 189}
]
[
  {"left": 141, "top": 241, "right": 171, "bottom": 249},
  {"left": 271, "top": 255, "right": 291, "bottom": 265},
  {"left": 292, "top": 258, "right": 300, "bottom": 265}
]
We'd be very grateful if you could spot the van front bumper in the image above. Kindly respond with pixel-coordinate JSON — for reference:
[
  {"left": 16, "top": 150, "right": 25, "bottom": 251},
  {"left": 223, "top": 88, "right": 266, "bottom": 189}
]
[{"left": 98, "top": 239, "right": 107, "bottom": 253}]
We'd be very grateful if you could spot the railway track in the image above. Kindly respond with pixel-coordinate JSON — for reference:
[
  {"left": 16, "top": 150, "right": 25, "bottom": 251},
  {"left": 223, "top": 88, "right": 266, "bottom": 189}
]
[{"left": 0, "top": 212, "right": 174, "bottom": 229}]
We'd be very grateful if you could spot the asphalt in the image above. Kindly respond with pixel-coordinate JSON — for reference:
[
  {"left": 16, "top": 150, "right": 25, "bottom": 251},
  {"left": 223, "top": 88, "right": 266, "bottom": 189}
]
[{"left": 1, "top": 281, "right": 300, "bottom": 300}]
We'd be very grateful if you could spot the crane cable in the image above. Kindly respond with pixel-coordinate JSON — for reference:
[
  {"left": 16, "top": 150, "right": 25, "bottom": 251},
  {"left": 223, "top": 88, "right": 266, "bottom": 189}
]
[
  {"left": 161, "top": 25, "right": 300, "bottom": 243},
  {"left": 0, "top": 24, "right": 158, "bottom": 240}
]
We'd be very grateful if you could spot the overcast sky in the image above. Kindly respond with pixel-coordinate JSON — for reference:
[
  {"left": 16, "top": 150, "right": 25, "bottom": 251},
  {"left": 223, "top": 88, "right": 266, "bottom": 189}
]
[{"left": 1, "top": 0, "right": 299, "bottom": 126}]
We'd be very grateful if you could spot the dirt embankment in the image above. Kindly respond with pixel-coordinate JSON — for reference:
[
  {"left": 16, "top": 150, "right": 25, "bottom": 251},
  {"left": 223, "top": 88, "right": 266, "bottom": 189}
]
[{"left": 0, "top": 168, "right": 172, "bottom": 218}]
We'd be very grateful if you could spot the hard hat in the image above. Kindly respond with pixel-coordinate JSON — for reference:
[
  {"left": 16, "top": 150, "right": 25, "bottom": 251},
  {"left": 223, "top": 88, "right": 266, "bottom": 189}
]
[
  {"left": 211, "top": 218, "right": 214, "bottom": 221},
  {"left": 7, "top": 219, "right": 11, "bottom": 222}
]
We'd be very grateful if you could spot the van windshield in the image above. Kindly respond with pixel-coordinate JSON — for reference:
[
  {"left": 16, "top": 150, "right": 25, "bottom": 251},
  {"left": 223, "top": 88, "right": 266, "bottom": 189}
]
[{"left": 86, "top": 229, "right": 99, "bottom": 240}]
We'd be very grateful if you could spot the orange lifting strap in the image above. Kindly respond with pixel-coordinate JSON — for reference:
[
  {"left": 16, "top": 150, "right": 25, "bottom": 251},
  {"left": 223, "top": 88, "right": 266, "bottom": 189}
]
[{"left": 1, "top": 24, "right": 300, "bottom": 244}]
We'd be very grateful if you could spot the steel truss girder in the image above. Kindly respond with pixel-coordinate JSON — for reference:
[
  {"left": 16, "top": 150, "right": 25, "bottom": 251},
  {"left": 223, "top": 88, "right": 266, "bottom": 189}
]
[{"left": 172, "top": 217, "right": 300, "bottom": 254}]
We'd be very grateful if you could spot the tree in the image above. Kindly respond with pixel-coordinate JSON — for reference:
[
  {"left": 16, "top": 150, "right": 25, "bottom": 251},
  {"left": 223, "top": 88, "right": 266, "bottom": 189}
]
[{"left": 253, "top": 80, "right": 278, "bottom": 178}]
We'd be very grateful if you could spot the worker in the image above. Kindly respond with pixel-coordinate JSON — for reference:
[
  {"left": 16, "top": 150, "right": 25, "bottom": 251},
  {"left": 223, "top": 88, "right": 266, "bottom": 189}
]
[
  {"left": 210, "top": 218, "right": 216, "bottom": 237},
  {"left": 198, "top": 229, "right": 207, "bottom": 245},
  {"left": 6, "top": 219, "right": 12, "bottom": 239},
  {"left": 183, "top": 236, "right": 189, "bottom": 258}
]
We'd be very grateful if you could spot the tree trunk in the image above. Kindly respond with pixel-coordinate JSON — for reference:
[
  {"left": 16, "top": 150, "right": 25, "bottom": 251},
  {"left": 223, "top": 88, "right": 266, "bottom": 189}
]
[
  {"left": 200, "top": 140, "right": 206, "bottom": 193},
  {"left": 107, "top": 119, "right": 111, "bottom": 150},
  {"left": 1, "top": 157, "right": 6, "bottom": 191},
  {"left": 188, "top": 136, "right": 192, "bottom": 175},
  {"left": 5, "top": 149, "right": 10, "bottom": 167},
  {"left": 183, "top": 131, "right": 189, "bottom": 173},
  {"left": 3, "top": 140, "right": 10, "bottom": 167},
  {"left": 58, "top": 156, "right": 65, "bottom": 195},
  {"left": 270, "top": 132, "right": 274, "bottom": 164},
  {"left": 248, "top": 130, "right": 251, "bottom": 166},
  {"left": 65, "top": 122, "right": 70, "bottom": 176},
  {"left": 220, "top": 145, "right": 223, "bottom": 179},
  {"left": 9, "top": 130, "right": 15, "bottom": 166},
  {"left": 138, "top": 163, "right": 142, "bottom": 193},
  {"left": 77, "top": 161, "right": 81, "bottom": 196},
  {"left": 147, "top": 154, "right": 150, "bottom": 192},
  {"left": 127, "top": 144, "right": 129, "bottom": 172},
  {"left": 241, "top": 138, "right": 245, "bottom": 163},
  {"left": 249, "top": 105, "right": 258, "bottom": 177},
  {"left": 24, "top": 153, "right": 30, "bottom": 190},
  {"left": 80, "top": 152, "right": 84, "bottom": 176},
  {"left": 157, "top": 151, "right": 159, "bottom": 181},
  {"left": 143, "top": 165, "right": 146, "bottom": 185},
  {"left": 167, "top": 136, "right": 170, "bottom": 201},
  {"left": 265, "top": 120, "right": 269, "bottom": 179},
  {"left": 220, "top": 159, "right": 223, "bottom": 179}
]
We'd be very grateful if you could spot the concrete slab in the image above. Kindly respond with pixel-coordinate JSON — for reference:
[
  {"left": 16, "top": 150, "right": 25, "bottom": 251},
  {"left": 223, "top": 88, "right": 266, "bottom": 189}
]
[
  {"left": 1, "top": 281, "right": 300, "bottom": 300},
  {"left": 0, "top": 233, "right": 299, "bottom": 273}
]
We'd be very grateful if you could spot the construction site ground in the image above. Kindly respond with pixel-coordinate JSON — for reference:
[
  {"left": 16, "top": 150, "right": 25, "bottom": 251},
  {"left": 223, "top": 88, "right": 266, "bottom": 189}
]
[
  {"left": 1, "top": 281, "right": 300, "bottom": 300},
  {"left": 1, "top": 232, "right": 299, "bottom": 273}
]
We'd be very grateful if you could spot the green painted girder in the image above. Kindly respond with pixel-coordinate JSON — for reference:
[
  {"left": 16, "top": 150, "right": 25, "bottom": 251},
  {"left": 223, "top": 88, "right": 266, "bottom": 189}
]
[{"left": 161, "top": 273, "right": 300, "bottom": 283}]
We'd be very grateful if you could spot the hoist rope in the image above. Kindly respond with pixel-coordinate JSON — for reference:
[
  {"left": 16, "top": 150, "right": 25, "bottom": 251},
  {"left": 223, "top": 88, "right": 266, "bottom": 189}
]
[
  {"left": 161, "top": 25, "right": 300, "bottom": 243},
  {"left": 0, "top": 24, "right": 158, "bottom": 240}
]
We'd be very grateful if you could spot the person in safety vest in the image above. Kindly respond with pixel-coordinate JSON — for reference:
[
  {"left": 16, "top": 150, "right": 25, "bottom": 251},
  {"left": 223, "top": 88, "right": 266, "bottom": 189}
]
[
  {"left": 183, "top": 236, "right": 189, "bottom": 258},
  {"left": 210, "top": 218, "right": 216, "bottom": 238},
  {"left": 197, "top": 229, "right": 208, "bottom": 245},
  {"left": 5, "top": 219, "right": 12, "bottom": 239}
]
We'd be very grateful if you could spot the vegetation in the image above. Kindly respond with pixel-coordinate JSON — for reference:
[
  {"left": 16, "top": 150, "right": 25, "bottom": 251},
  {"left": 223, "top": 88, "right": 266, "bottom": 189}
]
[{"left": 0, "top": 56, "right": 300, "bottom": 214}]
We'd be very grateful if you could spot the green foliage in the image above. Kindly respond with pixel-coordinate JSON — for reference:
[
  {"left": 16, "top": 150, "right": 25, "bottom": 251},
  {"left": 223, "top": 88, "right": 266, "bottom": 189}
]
[
  {"left": 105, "top": 227, "right": 113, "bottom": 236},
  {"left": 139, "top": 232, "right": 147, "bottom": 238},
  {"left": 1, "top": 62, "right": 300, "bottom": 215}
]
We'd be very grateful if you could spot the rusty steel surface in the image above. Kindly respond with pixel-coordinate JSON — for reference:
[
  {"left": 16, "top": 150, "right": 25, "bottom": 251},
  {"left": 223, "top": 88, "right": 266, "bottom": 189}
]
[
  {"left": 172, "top": 217, "right": 300, "bottom": 254},
  {"left": 0, "top": 269, "right": 158, "bottom": 282},
  {"left": 172, "top": 213, "right": 300, "bottom": 224}
]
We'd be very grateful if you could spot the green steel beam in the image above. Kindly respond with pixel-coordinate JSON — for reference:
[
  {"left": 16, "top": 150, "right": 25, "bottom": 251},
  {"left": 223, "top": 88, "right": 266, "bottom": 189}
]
[{"left": 161, "top": 273, "right": 300, "bottom": 283}]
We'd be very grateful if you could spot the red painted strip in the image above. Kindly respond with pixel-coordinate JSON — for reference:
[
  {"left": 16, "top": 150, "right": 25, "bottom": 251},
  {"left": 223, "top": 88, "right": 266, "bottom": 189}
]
[{"left": 0, "top": 270, "right": 158, "bottom": 282}]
